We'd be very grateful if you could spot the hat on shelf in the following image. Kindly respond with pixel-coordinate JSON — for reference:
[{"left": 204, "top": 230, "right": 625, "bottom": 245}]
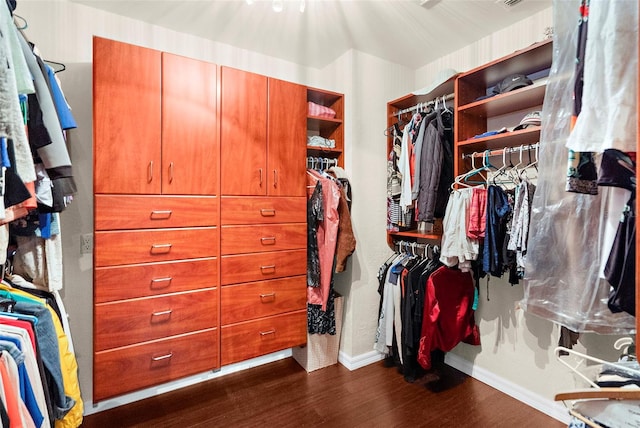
[
  {"left": 492, "top": 74, "right": 533, "bottom": 95},
  {"left": 412, "top": 68, "right": 459, "bottom": 96},
  {"left": 513, "top": 110, "right": 541, "bottom": 131}
]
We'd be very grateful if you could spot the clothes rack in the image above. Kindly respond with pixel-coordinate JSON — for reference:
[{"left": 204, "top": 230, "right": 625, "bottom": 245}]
[
  {"left": 306, "top": 156, "right": 338, "bottom": 171},
  {"left": 388, "top": 92, "right": 454, "bottom": 118},
  {"left": 461, "top": 143, "right": 539, "bottom": 160}
]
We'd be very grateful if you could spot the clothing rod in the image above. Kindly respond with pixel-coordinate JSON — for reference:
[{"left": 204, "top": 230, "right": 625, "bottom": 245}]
[
  {"left": 389, "top": 92, "right": 454, "bottom": 117},
  {"left": 461, "top": 143, "right": 539, "bottom": 160}
]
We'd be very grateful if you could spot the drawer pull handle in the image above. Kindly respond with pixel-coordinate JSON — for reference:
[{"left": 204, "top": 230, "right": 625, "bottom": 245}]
[
  {"left": 151, "top": 243, "right": 172, "bottom": 254},
  {"left": 150, "top": 210, "right": 172, "bottom": 220},
  {"left": 261, "top": 237, "right": 276, "bottom": 245},
  {"left": 260, "top": 330, "right": 275, "bottom": 336},
  {"left": 151, "top": 310, "right": 173, "bottom": 323},
  {"left": 150, "top": 277, "right": 173, "bottom": 289},
  {"left": 260, "top": 209, "right": 276, "bottom": 217},
  {"left": 260, "top": 265, "right": 276, "bottom": 273},
  {"left": 259, "top": 292, "right": 276, "bottom": 300},
  {"left": 151, "top": 353, "right": 173, "bottom": 362}
]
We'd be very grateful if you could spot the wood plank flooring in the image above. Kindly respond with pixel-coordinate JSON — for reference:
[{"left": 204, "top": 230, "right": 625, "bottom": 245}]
[{"left": 82, "top": 358, "right": 565, "bottom": 427}]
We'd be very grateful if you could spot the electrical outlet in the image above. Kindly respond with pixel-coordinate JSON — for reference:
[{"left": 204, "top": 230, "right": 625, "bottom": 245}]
[{"left": 81, "top": 233, "right": 93, "bottom": 254}]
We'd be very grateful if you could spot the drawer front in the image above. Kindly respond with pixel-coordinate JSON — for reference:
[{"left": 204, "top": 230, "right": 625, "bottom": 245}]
[
  {"left": 94, "top": 288, "right": 218, "bottom": 351},
  {"left": 221, "top": 276, "right": 306, "bottom": 325},
  {"left": 95, "top": 195, "right": 218, "bottom": 230},
  {"left": 221, "top": 224, "right": 306, "bottom": 255},
  {"left": 94, "top": 258, "right": 218, "bottom": 303},
  {"left": 221, "top": 310, "right": 306, "bottom": 366},
  {"left": 220, "top": 249, "right": 306, "bottom": 285},
  {"left": 220, "top": 197, "right": 305, "bottom": 225},
  {"left": 93, "top": 328, "right": 218, "bottom": 402},
  {"left": 95, "top": 227, "right": 218, "bottom": 266}
]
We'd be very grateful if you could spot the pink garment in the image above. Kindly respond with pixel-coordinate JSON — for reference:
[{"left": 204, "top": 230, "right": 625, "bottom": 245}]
[
  {"left": 307, "top": 171, "right": 340, "bottom": 311},
  {"left": 308, "top": 101, "right": 336, "bottom": 118},
  {"left": 467, "top": 187, "right": 487, "bottom": 239}
]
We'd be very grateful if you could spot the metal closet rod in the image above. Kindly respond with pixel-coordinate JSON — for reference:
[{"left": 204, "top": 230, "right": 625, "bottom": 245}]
[
  {"left": 461, "top": 143, "right": 539, "bottom": 159},
  {"left": 389, "top": 92, "right": 454, "bottom": 117}
]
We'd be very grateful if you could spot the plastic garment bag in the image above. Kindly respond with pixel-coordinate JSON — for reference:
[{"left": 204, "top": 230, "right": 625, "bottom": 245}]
[{"left": 521, "top": 0, "right": 637, "bottom": 334}]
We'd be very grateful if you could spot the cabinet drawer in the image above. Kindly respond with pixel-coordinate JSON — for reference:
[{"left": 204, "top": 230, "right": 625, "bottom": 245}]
[
  {"left": 221, "top": 224, "right": 306, "bottom": 255},
  {"left": 221, "top": 310, "right": 306, "bottom": 365},
  {"left": 95, "top": 227, "right": 218, "bottom": 266},
  {"left": 220, "top": 249, "right": 306, "bottom": 285},
  {"left": 93, "top": 328, "right": 218, "bottom": 402},
  {"left": 94, "top": 288, "right": 218, "bottom": 351},
  {"left": 94, "top": 258, "right": 218, "bottom": 303},
  {"left": 221, "top": 276, "right": 306, "bottom": 325},
  {"left": 220, "top": 197, "right": 305, "bottom": 225},
  {"left": 95, "top": 195, "right": 218, "bottom": 230}
]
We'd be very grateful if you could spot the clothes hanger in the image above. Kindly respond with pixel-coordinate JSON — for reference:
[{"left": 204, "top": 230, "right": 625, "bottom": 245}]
[
  {"left": 44, "top": 59, "right": 66, "bottom": 73},
  {"left": 441, "top": 95, "right": 451, "bottom": 113}
]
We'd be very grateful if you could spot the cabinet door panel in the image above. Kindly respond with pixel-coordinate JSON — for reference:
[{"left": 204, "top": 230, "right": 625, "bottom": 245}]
[
  {"left": 162, "top": 53, "right": 218, "bottom": 195},
  {"left": 221, "top": 310, "right": 306, "bottom": 365},
  {"left": 93, "top": 37, "right": 162, "bottom": 194},
  {"left": 220, "top": 67, "right": 267, "bottom": 196},
  {"left": 94, "top": 328, "right": 218, "bottom": 402},
  {"left": 268, "top": 79, "right": 307, "bottom": 197},
  {"left": 94, "top": 227, "right": 218, "bottom": 266},
  {"left": 94, "top": 288, "right": 218, "bottom": 351}
]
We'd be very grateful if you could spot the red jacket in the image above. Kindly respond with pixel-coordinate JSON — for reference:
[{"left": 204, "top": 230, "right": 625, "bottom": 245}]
[{"left": 417, "top": 266, "right": 481, "bottom": 370}]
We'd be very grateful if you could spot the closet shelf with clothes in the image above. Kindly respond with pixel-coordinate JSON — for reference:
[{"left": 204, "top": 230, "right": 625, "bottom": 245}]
[
  {"left": 386, "top": 87, "right": 455, "bottom": 246},
  {"left": 307, "top": 87, "right": 344, "bottom": 168}
]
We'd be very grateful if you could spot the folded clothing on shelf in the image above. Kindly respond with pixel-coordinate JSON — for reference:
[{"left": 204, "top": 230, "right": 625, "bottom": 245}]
[
  {"left": 307, "top": 135, "right": 336, "bottom": 148},
  {"left": 308, "top": 101, "right": 336, "bottom": 118}
]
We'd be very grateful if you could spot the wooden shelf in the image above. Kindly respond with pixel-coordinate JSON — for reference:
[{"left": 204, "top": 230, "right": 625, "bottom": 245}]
[
  {"left": 457, "top": 126, "right": 541, "bottom": 153},
  {"left": 389, "top": 230, "right": 442, "bottom": 241},
  {"left": 306, "top": 88, "right": 344, "bottom": 168},
  {"left": 457, "top": 81, "right": 546, "bottom": 117}
]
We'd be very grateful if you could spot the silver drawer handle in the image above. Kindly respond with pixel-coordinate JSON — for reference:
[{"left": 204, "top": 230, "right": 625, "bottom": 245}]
[
  {"left": 260, "top": 330, "right": 275, "bottom": 336},
  {"left": 261, "top": 237, "right": 276, "bottom": 245},
  {"left": 150, "top": 210, "right": 172, "bottom": 220},
  {"left": 151, "top": 353, "right": 173, "bottom": 362},
  {"left": 260, "top": 265, "right": 276, "bottom": 273},
  {"left": 259, "top": 292, "right": 276, "bottom": 300},
  {"left": 151, "top": 310, "right": 173, "bottom": 323},
  {"left": 260, "top": 209, "right": 276, "bottom": 217},
  {"left": 150, "top": 277, "right": 173, "bottom": 289},
  {"left": 151, "top": 243, "right": 172, "bottom": 254}
]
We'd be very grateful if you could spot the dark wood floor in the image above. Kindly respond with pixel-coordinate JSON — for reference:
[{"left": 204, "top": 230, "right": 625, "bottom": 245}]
[{"left": 82, "top": 358, "right": 565, "bottom": 427}]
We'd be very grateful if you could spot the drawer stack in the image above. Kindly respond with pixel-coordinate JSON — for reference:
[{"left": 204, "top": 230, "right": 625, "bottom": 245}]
[
  {"left": 220, "top": 197, "right": 307, "bottom": 365},
  {"left": 93, "top": 195, "right": 219, "bottom": 401}
]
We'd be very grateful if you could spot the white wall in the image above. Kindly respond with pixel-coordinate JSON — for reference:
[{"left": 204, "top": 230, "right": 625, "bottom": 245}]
[{"left": 13, "top": 1, "right": 631, "bottom": 421}]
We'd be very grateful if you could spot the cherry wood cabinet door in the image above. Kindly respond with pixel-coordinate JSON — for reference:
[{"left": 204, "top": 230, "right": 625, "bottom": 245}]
[
  {"left": 267, "top": 79, "right": 307, "bottom": 197},
  {"left": 162, "top": 53, "right": 218, "bottom": 195},
  {"left": 93, "top": 37, "right": 162, "bottom": 194},
  {"left": 220, "top": 67, "right": 268, "bottom": 196}
]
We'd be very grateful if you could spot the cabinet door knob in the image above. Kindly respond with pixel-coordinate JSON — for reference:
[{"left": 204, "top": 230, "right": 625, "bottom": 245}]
[
  {"left": 148, "top": 161, "right": 154, "bottom": 183},
  {"left": 260, "top": 265, "right": 276, "bottom": 273},
  {"left": 150, "top": 243, "right": 172, "bottom": 254},
  {"left": 259, "top": 329, "right": 275, "bottom": 336},
  {"left": 150, "top": 277, "right": 173, "bottom": 289},
  {"left": 151, "top": 309, "right": 173, "bottom": 323},
  {"left": 261, "top": 236, "right": 276, "bottom": 245},
  {"left": 168, "top": 162, "right": 174, "bottom": 183},
  {"left": 260, "top": 209, "right": 276, "bottom": 217},
  {"left": 151, "top": 353, "right": 173, "bottom": 363},
  {"left": 259, "top": 292, "right": 276, "bottom": 301},
  {"left": 150, "top": 210, "right": 172, "bottom": 220}
]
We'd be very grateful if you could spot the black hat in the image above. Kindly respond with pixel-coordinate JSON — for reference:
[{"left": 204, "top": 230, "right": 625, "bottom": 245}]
[{"left": 493, "top": 74, "right": 533, "bottom": 95}]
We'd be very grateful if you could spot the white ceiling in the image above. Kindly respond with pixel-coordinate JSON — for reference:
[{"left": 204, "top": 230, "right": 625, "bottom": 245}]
[{"left": 70, "top": 0, "right": 552, "bottom": 69}]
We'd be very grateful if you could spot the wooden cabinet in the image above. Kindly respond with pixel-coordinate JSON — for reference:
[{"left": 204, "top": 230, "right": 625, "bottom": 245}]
[
  {"left": 93, "top": 37, "right": 217, "bottom": 195},
  {"left": 220, "top": 67, "right": 306, "bottom": 197},
  {"left": 92, "top": 37, "right": 220, "bottom": 402},
  {"left": 307, "top": 88, "right": 344, "bottom": 168}
]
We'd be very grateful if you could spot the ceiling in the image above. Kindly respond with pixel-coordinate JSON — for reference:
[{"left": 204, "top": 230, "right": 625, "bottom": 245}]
[{"left": 70, "top": 0, "right": 552, "bottom": 69}]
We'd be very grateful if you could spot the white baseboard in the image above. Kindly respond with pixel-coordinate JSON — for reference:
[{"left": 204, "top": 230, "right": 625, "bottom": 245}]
[
  {"left": 444, "top": 353, "right": 571, "bottom": 424},
  {"left": 338, "top": 350, "right": 385, "bottom": 371},
  {"left": 84, "top": 349, "right": 292, "bottom": 415}
]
